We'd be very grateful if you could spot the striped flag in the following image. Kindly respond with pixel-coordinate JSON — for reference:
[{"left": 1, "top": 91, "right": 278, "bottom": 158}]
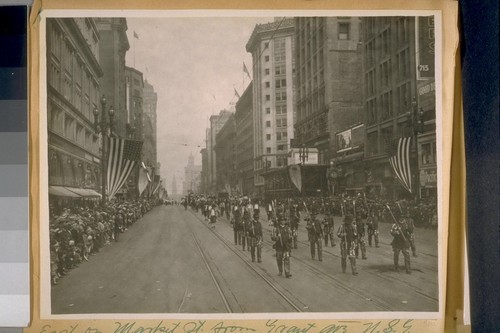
[
  {"left": 137, "top": 162, "right": 151, "bottom": 196},
  {"left": 107, "top": 137, "right": 143, "bottom": 199},
  {"left": 388, "top": 137, "right": 412, "bottom": 193},
  {"left": 243, "top": 62, "right": 251, "bottom": 79}
]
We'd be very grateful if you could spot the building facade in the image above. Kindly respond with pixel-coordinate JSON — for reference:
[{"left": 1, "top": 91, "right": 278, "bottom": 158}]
[
  {"left": 246, "top": 18, "right": 296, "bottom": 195},
  {"left": 205, "top": 110, "right": 233, "bottom": 194},
  {"left": 46, "top": 18, "right": 103, "bottom": 200},
  {"left": 214, "top": 114, "right": 237, "bottom": 194},
  {"left": 182, "top": 153, "right": 202, "bottom": 195},
  {"left": 360, "top": 16, "right": 434, "bottom": 199},
  {"left": 294, "top": 17, "right": 363, "bottom": 166},
  {"left": 142, "top": 80, "right": 158, "bottom": 169},
  {"left": 234, "top": 82, "right": 255, "bottom": 196},
  {"left": 95, "top": 18, "right": 130, "bottom": 138}
]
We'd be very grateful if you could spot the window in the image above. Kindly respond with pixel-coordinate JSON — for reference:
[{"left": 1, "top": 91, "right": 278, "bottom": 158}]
[
  {"left": 265, "top": 68, "right": 270, "bottom": 75},
  {"left": 275, "top": 91, "right": 287, "bottom": 101},
  {"left": 264, "top": 42, "right": 269, "bottom": 49},
  {"left": 265, "top": 55, "right": 270, "bottom": 62},
  {"left": 266, "top": 107, "right": 271, "bottom": 114},
  {"left": 266, "top": 147, "right": 271, "bottom": 154},
  {"left": 278, "top": 145, "right": 284, "bottom": 151},
  {"left": 338, "top": 23, "right": 350, "bottom": 40},
  {"left": 266, "top": 134, "right": 271, "bottom": 140},
  {"left": 64, "top": 116, "right": 75, "bottom": 141},
  {"left": 367, "top": 131, "right": 378, "bottom": 156},
  {"left": 276, "top": 132, "right": 281, "bottom": 140},
  {"left": 266, "top": 120, "right": 271, "bottom": 127},
  {"left": 265, "top": 81, "right": 270, "bottom": 88},
  {"left": 275, "top": 79, "right": 286, "bottom": 88},
  {"left": 275, "top": 65, "right": 286, "bottom": 75},
  {"left": 421, "top": 142, "right": 436, "bottom": 165},
  {"left": 276, "top": 105, "right": 287, "bottom": 115},
  {"left": 266, "top": 94, "right": 271, "bottom": 101}
]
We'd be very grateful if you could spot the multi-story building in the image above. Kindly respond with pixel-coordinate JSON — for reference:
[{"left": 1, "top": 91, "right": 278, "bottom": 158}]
[
  {"left": 361, "top": 16, "right": 435, "bottom": 199},
  {"left": 46, "top": 18, "right": 103, "bottom": 202},
  {"left": 294, "top": 17, "right": 363, "bottom": 166},
  {"left": 182, "top": 153, "right": 202, "bottom": 195},
  {"left": 171, "top": 175, "right": 178, "bottom": 196},
  {"left": 142, "top": 80, "right": 158, "bottom": 168},
  {"left": 235, "top": 82, "right": 255, "bottom": 196},
  {"left": 214, "top": 114, "right": 236, "bottom": 194},
  {"left": 246, "top": 18, "right": 296, "bottom": 195},
  {"left": 123, "top": 66, "right": 143, "bottom": 197},
  {"left": 95, "top": 18, "right": 129, "bottom": 138},
  {"left": 206, "top": 110, "right": 232, "bottom": 194}
]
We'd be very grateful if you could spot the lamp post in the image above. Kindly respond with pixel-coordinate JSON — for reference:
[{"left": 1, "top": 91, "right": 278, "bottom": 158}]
[
  {"left": 93, "top": 95, "right": 115, "bottom": 206},
  {"left": 299, "top": 144, "right": 309, "bottom": 165}
]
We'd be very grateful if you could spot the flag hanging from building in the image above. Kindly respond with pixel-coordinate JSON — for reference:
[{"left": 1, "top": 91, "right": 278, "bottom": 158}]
[
  {"left": 107, "top": 137, "right": 143, "bottom": 199},
  {"left": 137, "top": 162, "right": 151, "bottom": 196},
  {"left": 388, "top": 137, "right": 413, "bottom": 193},
  {"left": 152, "top": 175, "right": 161, "bottom": 195},
  {"left": 234, "top": 87, "right": 240, "bottom": 99},
  {"left": 243, "top": 62, "right": 251, "bottom": 79},
  {"left": 133, "top": 31, "right": 139, "bottom": 39},
  {"left": 289, "top": 165, "right": 302, "bottom": 192}
]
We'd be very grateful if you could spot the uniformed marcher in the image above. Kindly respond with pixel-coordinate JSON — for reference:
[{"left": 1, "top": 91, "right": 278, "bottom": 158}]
[
  {"left": 322, "top": 213, "right": 336, "bottom": 247},
  {"left": 306, "top": 213, "right": 323, "bottom": 261},
  {"left": 271, "top": 216, "right": 293, "bottom": 278},
  {"left": 248, "top": 217, "right": 263, "bottom": 263},
  {"left": 367, "top": 211, "right": 380, "bottom": 247},
  {"left": 390, "top": 217, "right": 412, "bottom": 274},
  {"left": 231, "top": 205, "right": 241, "bottom": 245},
  {"left": 403, "top": 212, "right": 417, "bottom": 257},
  {"left": 289, "top": 203, "right": 300, "bottom": 249},
  {"left": 354, "top": 216, "right": 367, "bottom": 259},
  {"left": 240, "top": 206, "right": 250, "bottom": 251},
  {"left": 337, "top": 214, "right": 358, "bottom": 275}
]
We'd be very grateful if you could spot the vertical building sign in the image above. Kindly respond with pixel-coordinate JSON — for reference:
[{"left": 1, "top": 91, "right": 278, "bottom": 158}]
[{"left": 416, "top": 16, "right": 435, "bottom": 80}]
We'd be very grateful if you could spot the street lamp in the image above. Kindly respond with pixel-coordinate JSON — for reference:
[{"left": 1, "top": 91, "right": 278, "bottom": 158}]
[
  {"left": 93, "top": 95, "right": 115, "bottom": 206},
  {"left": 299, "top": 144, "right": 309, "bottom": 165}
]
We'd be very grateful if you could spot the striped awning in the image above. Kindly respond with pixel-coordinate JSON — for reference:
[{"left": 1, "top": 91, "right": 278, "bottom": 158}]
[{"left": 49, "top": 186, "right": 80, "bottom": 198}]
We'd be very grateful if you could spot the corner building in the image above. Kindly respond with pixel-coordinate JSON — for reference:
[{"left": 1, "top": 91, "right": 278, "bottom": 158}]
[
  {"left": 46, "top": 18, "right": 104, "bottom": 203},
  {"left": 246, "top": 18, "right": 296, "bottom": 196}
]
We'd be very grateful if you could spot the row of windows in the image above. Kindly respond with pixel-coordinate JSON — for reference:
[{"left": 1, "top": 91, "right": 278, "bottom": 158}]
[
  {"left": 265, "top": 131, "right": 288, "bottom": 141},
  {"left": 365, "top": 47, "right": 411, "bottom": 96},
  {"left": 50, "top": 107, "right": 100, "bottom": 155},
  {"left": 265, "top": 118, "right": 288, "bottom": 128},
  {"left": 366, "top": 82, "right": 412, "bottom": 125},
  {"left": 265, "top": 104, "right": 288, "bottom": 115}
]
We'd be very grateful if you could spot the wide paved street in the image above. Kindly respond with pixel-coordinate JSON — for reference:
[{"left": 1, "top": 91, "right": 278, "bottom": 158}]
[{"left": 52, "top": 204, "right": 439, "bottom": 314}]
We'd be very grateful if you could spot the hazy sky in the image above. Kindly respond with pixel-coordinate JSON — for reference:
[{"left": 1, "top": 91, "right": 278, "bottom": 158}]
[{"left": 124, "top": 16, "right": 271, "bottom": 194}]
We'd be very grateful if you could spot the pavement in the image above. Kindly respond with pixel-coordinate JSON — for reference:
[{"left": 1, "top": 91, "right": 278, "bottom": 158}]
[{"left": 51, "top": 204, "right": 439, "bottom": 314}]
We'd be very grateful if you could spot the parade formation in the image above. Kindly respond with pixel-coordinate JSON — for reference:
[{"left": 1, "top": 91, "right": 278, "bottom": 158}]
[{"left": 180, "top": 193, "right": 435, "bottom": 279}]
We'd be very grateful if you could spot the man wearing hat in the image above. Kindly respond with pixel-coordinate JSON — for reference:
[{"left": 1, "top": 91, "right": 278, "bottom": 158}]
[
  {"left": 289, "top": 202, "right": 300, "bottom": 249},
  {"left": 248, "top": 216, "right": 263, "bottom": 263},
  {"left": 306, "top": 212, "right": 324, "bottom": 261},
  {"left": 271, "top": 216, "right": 293, "bottom": 278},
  {"left": 337, "top": 214, "right": 358, "bottom": 275},
  {"left": 390, "top": 215, "right": 412, "bottom": 273}
]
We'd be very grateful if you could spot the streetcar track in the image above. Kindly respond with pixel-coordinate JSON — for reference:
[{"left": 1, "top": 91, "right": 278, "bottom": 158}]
[
  {"left": 184, "top": 215, "right": 233, "bottom": 313},
  {"left": 292, "top": 238, "right": 439, "bottom": 302},
  {"left": 188, "top": 210, "right": 304, "bottom": 312}
]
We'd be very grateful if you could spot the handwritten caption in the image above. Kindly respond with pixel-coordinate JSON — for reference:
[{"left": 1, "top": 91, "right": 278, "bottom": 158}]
[{"left": 38, "top": 319, "right": 414, "bottom": 333}]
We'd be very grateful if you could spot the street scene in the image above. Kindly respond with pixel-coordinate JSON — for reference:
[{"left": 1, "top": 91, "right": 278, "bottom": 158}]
[{"left": 44, "top": 14, "right": 439, "bottom": 314}]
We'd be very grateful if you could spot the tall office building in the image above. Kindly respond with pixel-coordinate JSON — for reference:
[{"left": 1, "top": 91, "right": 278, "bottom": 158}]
[
  {"left": 246, "top": 18, "right": 296, "bottom": 195},
  {"left": 46, "top": 18, "right": 103, "bottom": 201},
  {"left": 294, "top": 17, "right": 363, "bottom": 165}
]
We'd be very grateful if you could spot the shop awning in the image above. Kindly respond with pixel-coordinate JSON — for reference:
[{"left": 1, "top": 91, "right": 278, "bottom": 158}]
[
  {"left": 65, "top": 187, "right": 102, "bottom": 197},
  {"left": 49, "top": 186, "right": 81, "bottom": 198}
]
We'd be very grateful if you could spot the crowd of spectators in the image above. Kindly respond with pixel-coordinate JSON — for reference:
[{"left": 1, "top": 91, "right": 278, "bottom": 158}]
[{"left": 49, "top": 198, "right": 161, "bottom": 285}]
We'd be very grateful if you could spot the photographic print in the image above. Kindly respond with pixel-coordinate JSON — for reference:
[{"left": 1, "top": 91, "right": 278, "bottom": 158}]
[{"left": 39, "top": 10, "right": 442, "bottom": 318}]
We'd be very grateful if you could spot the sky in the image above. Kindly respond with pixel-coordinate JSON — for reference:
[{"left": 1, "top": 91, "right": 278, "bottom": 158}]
[{"left": 124, "top": 16, "right": 272, "bottom": 195}]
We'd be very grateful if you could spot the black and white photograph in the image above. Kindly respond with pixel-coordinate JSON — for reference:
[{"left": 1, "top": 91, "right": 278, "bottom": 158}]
[{"left": 39, "top": 11, "right": 443, "bottom": 317}]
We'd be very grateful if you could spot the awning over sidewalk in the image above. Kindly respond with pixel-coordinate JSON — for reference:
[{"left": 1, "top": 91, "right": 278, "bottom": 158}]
[
  {"left": 49, "top": 186, "right": 80, "bottom": 198},
  {"left": 49, "top": 186, "right": 102, "bottom": 198},
  {"left": 65, "top": 187, "right": 102, "bottom": 198}
]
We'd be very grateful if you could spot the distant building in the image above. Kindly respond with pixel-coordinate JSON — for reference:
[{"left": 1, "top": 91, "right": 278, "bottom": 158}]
[
  {"left": 235, "top": 82, "right": 255, "bottom": 196},
  {"left": 172, "top": 175, "right": 178, "bottom": 196},
  {"left": 46, "top": 18, "right": 103, "bottom": 202},
  {"left": 206, "top": 110, "right": 233, "bottom": 194},
  {"left": 246, "top": 18, "right": 296, "bottom": 196},
  {"left": 182, "top": 153, "right": 202, "bottom": 195},
  {"left": 214, "top": 114, "right": 236, "bottom": 194},
  {"left": 142, "top": 80, "right": 158, "bottom": 168}
]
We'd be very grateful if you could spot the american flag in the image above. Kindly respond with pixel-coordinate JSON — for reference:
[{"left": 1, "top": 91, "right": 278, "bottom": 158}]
[
  {"left": 107, "top": 137, "right": 143, "bottom": 199},
  {"left": 388, "top": 137, "right": 412, "bottom": 193}
]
